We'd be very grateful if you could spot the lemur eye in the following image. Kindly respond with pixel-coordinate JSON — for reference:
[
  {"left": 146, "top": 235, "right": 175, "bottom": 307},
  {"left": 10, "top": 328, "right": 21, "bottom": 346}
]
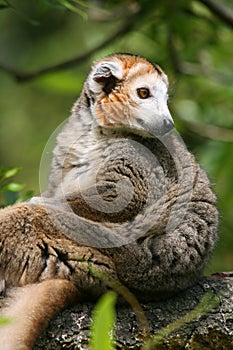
[{"left": 137, "top": 87, "right": 151, "bottom": 99}]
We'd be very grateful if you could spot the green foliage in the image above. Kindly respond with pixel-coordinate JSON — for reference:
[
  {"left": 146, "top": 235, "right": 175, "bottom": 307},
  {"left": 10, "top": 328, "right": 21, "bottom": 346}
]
[
  {"left": 143, "top": 291, "right": 219, "bottom": 349},
  {"left": 87, "top": 263, "right": 220, "bottom": 348},
  {"left": 0, "top": 167, "right": 33, "bottom": 206},
  {"left": 89, "top": 291, "right": 117, "bottom": 350},
  {"left": 88, "top": 289, "right": 219, "bottom": 350},
  {"left": 87, "top": 262, "right": 149, "bottom": 332},
  {"left": 55, "top": 0, "right": 89, "bottom": 19}
]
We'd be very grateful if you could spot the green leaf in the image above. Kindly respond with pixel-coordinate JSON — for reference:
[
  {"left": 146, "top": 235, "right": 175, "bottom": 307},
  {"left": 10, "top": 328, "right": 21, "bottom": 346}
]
[
  {"left": 90, "top": 291, "right": 117, "bottom": 350},
  {"left": 16, "top": 190, "right": 34, "bottom": 203},
  {"left": 1, "top": 167, "right": 21, "bottom": 181},
  {"left": 1, "top": 182, "right": 25, "bottom": 192},
  {"left": 57, "top": 0, "right": 88, "bottom": 19}
]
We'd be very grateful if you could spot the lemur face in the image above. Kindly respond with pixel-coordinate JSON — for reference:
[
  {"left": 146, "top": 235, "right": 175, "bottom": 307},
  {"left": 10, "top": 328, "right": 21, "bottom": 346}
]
[{"left": 87, "top": 54, "right": 174, "bottom": 137}]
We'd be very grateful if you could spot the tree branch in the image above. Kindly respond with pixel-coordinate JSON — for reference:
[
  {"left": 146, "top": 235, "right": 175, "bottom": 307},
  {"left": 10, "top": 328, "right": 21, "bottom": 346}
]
[
  {"left": 34, "top": 275, "right": 233, "bottom": 349},
  {"left": 178, "top": 117, "right": 233, "bottom": 143},
  {"left": 167, "top": 27, "right": 183, "bottom": 74},
  {"left": 0, "top": 12, "right": 139, "bottom": 83},
  {"left": 198, "top": 0, "right": 233, "bottom": 28},
  {"left": 167, "top": 29, "right": 233, "bottom": 86},
  {"left": 179, "top": 61, "right": 233, "bottom": 86}
]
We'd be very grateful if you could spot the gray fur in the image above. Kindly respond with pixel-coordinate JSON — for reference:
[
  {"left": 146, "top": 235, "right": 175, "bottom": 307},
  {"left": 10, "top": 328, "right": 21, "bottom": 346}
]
[{"left": 0, "top": 54, "right": 218, "bottom": 349}]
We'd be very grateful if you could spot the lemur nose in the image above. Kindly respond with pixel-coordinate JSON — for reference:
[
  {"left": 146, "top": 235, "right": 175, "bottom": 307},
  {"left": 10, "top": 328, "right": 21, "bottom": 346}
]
[{"left": 163, "top": 118, "right": 174, "bottom": 133}]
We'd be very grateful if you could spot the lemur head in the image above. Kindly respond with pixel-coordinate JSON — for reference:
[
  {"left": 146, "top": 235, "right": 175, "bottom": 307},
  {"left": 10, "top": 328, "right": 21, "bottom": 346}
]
[{"left": 85, "top": 53, "right": 174, "bottom": 137}]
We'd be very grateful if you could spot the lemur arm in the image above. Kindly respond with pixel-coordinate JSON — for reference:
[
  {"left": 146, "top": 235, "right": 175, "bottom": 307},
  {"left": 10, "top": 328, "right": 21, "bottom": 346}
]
[{"left": 0, "top": 202, "right": 117, "bottom": 349}]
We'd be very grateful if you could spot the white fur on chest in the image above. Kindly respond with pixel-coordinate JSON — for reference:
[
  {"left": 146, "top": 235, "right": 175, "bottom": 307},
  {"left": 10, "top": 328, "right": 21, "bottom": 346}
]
[{"left": 53, "top": 110, "right": 109, "bottom": 197}]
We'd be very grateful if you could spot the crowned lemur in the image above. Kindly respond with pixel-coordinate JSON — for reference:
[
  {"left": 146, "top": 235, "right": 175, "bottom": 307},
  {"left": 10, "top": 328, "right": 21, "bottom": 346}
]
[{"left": 0, "top": 54, "right": 218, "bottom": 350}]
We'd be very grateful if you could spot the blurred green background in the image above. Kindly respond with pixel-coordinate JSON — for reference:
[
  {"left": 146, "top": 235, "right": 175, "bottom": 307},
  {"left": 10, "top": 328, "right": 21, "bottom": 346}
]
[{"left": 0, "top": 0, "right": 232, "bottom": 273}]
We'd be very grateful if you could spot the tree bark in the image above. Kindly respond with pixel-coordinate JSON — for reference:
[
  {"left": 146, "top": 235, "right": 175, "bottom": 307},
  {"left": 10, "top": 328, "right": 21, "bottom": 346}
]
[{"left": 34, "top": 275, "right": 233, "bottom": 350}]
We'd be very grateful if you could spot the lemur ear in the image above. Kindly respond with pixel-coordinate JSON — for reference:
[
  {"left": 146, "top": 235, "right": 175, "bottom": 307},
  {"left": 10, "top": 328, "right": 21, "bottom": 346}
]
[
  {"left": 93, "top": 61, "right": 122, "bottom": 82},
  {"left": 90, "top": 61, "right": 123, "bottom": 94}
]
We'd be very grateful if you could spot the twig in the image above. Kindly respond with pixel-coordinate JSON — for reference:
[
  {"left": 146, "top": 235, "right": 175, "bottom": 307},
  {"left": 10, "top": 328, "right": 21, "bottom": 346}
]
[
  {"left": 167, "top": 28, "right": 183, "bottom": 74},
  {"left": 198, "top": 0, "right": 233, "bottom": 28},
  {"left": 143, "top": 291, "right": 219, "bottom": 350},
  {"left": 167, "top": 29, "right": 233, "bottom": 86},
  {"left": 179, "top": 118, "right": 233, "bottom": 143},
  {"left": 180, "top": 62, "right": 233, "bottom": 86}
]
